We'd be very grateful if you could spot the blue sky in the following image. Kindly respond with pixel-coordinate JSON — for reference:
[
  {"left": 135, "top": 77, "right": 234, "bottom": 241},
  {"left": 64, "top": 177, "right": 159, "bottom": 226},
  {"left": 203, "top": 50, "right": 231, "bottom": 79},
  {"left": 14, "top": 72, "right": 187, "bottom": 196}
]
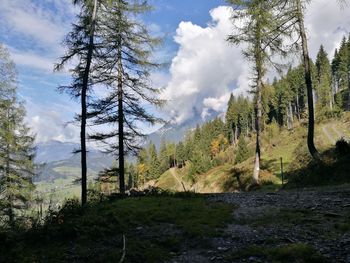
[{"left": 0, "top": 0, "right": 349, "bottom": 143}]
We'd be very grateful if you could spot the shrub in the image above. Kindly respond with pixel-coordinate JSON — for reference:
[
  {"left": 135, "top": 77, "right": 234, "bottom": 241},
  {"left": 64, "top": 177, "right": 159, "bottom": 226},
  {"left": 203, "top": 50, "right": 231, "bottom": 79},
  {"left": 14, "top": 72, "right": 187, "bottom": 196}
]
[
  {"left": 316, "top": 105, "right": 342, "bottom": 122},
  {"left": 335, "top": 138, "right": 350, "bottom": 157}
]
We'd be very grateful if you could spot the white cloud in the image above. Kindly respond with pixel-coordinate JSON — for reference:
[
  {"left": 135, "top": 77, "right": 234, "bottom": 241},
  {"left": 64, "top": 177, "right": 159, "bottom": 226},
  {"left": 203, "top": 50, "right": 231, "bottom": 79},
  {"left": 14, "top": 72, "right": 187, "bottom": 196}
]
[
  {"left": 2, "top": 0, "right": 349, "bottom": 143},
  {"left": 160, "top": 2, "right": 350, "bottom": 125},
  {"left": 305, "top": 0, "right": 350, "bottom": 59},
  {"left": 9, "top": 48, "right": 55, "bottom": 72},
  {"left": 22, "top": 96, "right": 80, "bottom": 143},
  {"left": 161, "top": 6, "right": 248, "bottom": 125},
  {"left": 30, "top": 111, "right": 79, "bottom": 143},
  {"left": 0, "top": 0, "right": 77, "bottom": 73},
  {"left": 0, "top": 0, "right": 73, "bottom": 47}
]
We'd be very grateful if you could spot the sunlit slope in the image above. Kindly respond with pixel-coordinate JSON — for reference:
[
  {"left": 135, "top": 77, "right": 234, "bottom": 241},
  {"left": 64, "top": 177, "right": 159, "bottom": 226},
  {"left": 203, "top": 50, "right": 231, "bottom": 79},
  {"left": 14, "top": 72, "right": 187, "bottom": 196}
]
[{"left": 154, "top": 115, "right": 350, "bottom": 193}]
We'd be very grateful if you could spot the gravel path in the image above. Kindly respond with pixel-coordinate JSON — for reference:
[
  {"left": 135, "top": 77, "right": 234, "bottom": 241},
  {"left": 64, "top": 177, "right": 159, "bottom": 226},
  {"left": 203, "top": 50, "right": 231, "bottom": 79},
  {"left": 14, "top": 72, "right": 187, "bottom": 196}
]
[{"left": 171, "top": 186, "right": 350, "bottom": 263}]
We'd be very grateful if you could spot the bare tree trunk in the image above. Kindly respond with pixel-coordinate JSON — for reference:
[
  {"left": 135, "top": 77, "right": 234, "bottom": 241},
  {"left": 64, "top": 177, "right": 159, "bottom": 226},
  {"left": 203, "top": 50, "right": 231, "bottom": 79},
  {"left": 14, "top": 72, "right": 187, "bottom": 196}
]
[
  {"left": 330, "top": 89, "right": 333, "bottom": 111},
  {"left": 234, "top": 125, "right": 238, "bottom": 145},
  {"left": 296, "top": 95, "right": 301, "bottom": 121},
  {"left": 6, "top": 137, "right": 14, "bottom": 226},
  {"left": 296, "top": 0, "right": 319, "bottom": 159},
  {"left": 5, "top": 108, "right": 14, "bottom": 227},
  {"left": 252, "top": 10, "right": 264, "bottom": 184},
  {"left": 347, "top": 73, "right": 350, "bottom": 111},
  {"left": 287, "top": 102, "right": 294, "bottom": 130},
  {"left": 6, "top": 152, "right": 13, "bottom": 226},
  {"left": 117, "top": 7, "right": 125, "bottom": 195},
  {"left": 253, "top": 81, "right": 262, "bottom": 184},
  {"left": 231, "top": 127, "right": 235, "bottom": 145},
  {"left": 80, "top": 0, "right": 98, "bottom": 206}
]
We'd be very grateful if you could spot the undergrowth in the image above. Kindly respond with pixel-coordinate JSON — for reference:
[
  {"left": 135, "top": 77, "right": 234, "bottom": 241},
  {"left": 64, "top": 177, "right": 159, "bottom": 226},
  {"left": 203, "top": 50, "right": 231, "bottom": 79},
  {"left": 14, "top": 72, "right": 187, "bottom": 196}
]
[{"left": 0, "top": 194, "right": 233, "bottom": 263}]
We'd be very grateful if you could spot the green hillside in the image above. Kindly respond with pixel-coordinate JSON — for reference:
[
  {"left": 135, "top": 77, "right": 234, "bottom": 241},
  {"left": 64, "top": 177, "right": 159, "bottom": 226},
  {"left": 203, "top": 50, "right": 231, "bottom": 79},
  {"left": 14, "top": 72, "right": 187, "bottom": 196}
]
[{"left": 154, "top": 115, "right": 350, "bottom": 193}]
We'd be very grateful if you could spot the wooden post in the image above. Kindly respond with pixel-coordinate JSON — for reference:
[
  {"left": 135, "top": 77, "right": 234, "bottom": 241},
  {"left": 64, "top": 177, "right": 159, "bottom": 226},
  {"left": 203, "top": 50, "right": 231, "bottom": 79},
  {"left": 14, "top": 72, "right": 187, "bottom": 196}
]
[{"left": 280, "top": 157, "right": 284, "bottom": 186}]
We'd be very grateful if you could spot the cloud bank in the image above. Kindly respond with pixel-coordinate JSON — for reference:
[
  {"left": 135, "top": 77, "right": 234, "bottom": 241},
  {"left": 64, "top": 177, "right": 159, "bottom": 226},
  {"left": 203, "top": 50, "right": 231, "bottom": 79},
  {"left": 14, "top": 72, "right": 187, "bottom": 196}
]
[
  {"left": 1, "top": 0, "right": 349, "bottom": 143},
  {"left": 161, "top": 6, "right": 249, "bottom": 125},
  {"left": 161, "top": 2, "right": 350, "bottom": 125}
]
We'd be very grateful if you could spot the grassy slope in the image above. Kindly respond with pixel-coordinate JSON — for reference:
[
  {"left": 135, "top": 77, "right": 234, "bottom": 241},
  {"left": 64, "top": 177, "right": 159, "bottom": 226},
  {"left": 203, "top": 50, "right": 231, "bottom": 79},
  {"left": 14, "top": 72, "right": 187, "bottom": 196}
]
[
  {"left": 155, "top": 115, "right": 350, "bottom": 193},
  {"left": 35, "top": 168, "right": 97, "bottom": 210},
  {"left": 0, "top": 195, "right": 233, "bottom": 263}
]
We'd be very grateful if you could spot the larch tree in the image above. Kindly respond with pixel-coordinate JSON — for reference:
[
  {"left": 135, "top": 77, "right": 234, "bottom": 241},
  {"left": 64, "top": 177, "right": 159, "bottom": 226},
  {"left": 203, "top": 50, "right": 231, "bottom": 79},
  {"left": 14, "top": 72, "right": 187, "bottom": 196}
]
[
  {"left": 0, "top": 44, "right": 36, "bottom": 228},
  {"left": 294, "top": 0, "right": 319, "bottom": 158},
  {"left": 55, "top": 0, "right": 99, "bottom": 205},
  {"left": 226, "top": 0, "right": 293, "bottom": 183},
  {"left": 278, "top": 0, "right": 348, "bottom": 158},
  {"left": 88, "top": 0, "right": 163, "bottom": 194}
]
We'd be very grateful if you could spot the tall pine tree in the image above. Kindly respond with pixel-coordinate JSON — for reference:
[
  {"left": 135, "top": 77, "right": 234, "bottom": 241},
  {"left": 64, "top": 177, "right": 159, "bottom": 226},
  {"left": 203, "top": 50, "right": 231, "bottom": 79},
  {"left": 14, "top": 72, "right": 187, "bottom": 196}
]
[
  {"left": 0, "top": 44, "right": 36, "bottom": 228},
  {"left": 55, "top": 0, "right": 100, "bottom": 205},
  {"left": 88, "top": 0, "right": 163, "bottom": 194},
  {"left": 227, "top": 0, "right": 293, "bottom": 183}
]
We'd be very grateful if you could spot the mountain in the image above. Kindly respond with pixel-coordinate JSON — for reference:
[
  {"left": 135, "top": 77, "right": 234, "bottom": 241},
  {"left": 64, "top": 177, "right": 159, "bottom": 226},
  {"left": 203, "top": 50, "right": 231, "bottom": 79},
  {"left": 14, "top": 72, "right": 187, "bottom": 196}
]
[
  {"left": 147, "top": 110, "right": 219, "bottom": 148},
  {"left": 34, "top": 110, "right": 218, "bottom": 182},
  {"left": 36, "top": 140, "right": 80, "bottom": 163},
  {"left": 35, "top": 140, "right": 114, "bottom": 182}
]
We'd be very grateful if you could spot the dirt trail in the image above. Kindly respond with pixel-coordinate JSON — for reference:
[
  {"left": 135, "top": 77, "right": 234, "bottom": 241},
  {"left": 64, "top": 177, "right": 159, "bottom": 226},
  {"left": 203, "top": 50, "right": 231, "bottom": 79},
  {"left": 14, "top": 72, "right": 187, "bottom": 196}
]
[
  {"left": 170, "top": 186, "right": 350, "bottom": 263},
  {"left": 169, "top": 168, "right": 187, "bottom": 192},
  {"left": 332, "top": 126, "right": 344, "bottom": 139},
  {"left": 322, "top": 125, "right": 336, "bottom": 144},
  {"left": 322, "top": 124, "right": 346, "bottom": 145}
]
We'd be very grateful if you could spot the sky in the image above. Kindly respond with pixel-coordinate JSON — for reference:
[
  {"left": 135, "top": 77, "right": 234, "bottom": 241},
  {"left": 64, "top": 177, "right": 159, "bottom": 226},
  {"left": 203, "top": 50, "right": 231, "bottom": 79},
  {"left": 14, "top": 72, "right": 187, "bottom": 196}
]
[{"left": 0, "top": 0, "right": 349, "bottom": 144}]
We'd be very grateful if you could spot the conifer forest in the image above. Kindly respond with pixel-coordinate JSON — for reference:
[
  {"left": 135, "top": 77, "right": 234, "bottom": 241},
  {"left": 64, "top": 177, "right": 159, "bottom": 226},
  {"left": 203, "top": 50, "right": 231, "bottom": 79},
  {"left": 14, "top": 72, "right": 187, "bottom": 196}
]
[{"left": 0, "top": 0, "right": 350, "bottom": 262}]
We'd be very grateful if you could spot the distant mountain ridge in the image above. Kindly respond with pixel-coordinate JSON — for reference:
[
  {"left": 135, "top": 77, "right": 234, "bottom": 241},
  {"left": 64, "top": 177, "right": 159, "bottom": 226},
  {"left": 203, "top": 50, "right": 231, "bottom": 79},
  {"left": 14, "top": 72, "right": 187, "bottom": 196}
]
[
  {"left": 146, "top": 110, "right": 219, "bottom": 148},
  {"left": 35, "top": 140, "right": 80, "bottom": 163},
  {"left": 35, "top": 140, "right": 114, "bottom": 182},
  {"left": 34, "top": 111, "right": 219, "bottom": 182}
]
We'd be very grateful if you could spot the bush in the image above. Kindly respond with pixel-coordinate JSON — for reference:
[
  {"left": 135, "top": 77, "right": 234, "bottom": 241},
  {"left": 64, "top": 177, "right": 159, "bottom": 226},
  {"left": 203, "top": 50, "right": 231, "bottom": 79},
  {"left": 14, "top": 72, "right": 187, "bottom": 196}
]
[
  {"left": 212, "top": 151, "right": 227, "bottom": 166},
  {"left": 335, "top": 138, "right": 350, "bottom": 157},
  {"left": 287, "top": 139, "right": 350, "bottom": 187},
  {"left": 316, "top": 105, "right": 342, "bottom": 123}
]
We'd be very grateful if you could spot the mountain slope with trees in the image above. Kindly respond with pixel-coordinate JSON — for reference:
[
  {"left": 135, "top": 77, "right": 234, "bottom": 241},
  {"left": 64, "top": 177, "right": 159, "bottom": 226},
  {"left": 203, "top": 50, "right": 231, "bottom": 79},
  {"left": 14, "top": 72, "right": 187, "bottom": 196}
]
[{"left": 132, "top": 35, "right": 350, "bottom": 192}]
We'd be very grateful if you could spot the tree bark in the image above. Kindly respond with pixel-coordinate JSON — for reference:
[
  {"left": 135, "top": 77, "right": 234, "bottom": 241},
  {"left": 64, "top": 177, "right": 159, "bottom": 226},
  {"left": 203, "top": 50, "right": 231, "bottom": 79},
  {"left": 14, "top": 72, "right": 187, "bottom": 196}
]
[
  {"left": 253, "top": 78, "right": 262, "bottom": 184},
  {"left": 81, "top": 0, "right": 98, "bottom": 205},
  {"left": 5, "top": 108, "right": 14, "bottom": 227},
  {"left": 347, "top": 73, "right": 350, "bottom": 111},
  {"left": 253, "top": 23, "right": 263, "bottom": 184},
  {"left": 287, "top": 102, "right": 293, "bottom": 130},
  {"left": 234, "top": 125, "right": 238, "bottom": 145},
  {"left": 6, "top": 145, "right": 13, "bottom": 226},
  {"left": 117, "top": 6, "right": 125, "bottom": 195},
  {"left": 296, "top": 94, "right": 301, "bottom": 121},
  {"left": 296, "top": 0, "right": 319, "bottom": 159}
]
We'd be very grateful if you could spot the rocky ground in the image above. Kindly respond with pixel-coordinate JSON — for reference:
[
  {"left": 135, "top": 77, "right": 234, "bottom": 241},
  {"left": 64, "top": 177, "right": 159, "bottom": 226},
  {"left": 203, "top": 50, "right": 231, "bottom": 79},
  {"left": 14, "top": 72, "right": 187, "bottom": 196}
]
[{"left": 170, "top": 186, "right": 350, "bottom": 263}]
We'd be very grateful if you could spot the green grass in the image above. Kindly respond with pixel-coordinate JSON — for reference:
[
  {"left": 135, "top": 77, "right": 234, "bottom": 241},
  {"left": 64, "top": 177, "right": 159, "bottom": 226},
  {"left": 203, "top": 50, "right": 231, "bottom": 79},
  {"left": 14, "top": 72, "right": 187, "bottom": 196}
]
[
  {"left": 53, "top": 166, "right": 97, "bottom": 177},
  {"left": 227, "top": 243, "right": 327, "bottom": 263},
  {"left": 156, "top": 170, "right": 180, "bottom": 191},
  {"left": 153, "top": 117, "right": 350, "bottom": 193},
  {"left": 1, "top": 194, "right": 233, "bottom": 263}
]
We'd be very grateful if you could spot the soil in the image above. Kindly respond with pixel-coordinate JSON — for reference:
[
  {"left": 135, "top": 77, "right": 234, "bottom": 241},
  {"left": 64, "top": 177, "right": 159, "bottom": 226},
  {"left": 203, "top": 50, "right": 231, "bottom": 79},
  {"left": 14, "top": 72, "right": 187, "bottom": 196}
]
[{"left": 170, "top": 186, "right": 350, "bottom": 263}]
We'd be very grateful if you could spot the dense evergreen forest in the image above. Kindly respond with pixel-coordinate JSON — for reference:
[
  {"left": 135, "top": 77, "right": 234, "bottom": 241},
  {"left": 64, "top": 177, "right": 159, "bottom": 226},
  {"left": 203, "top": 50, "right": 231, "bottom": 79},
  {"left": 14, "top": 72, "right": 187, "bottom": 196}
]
[{"left": 0, "top": 0, "right": 350, "bottom": 262}]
